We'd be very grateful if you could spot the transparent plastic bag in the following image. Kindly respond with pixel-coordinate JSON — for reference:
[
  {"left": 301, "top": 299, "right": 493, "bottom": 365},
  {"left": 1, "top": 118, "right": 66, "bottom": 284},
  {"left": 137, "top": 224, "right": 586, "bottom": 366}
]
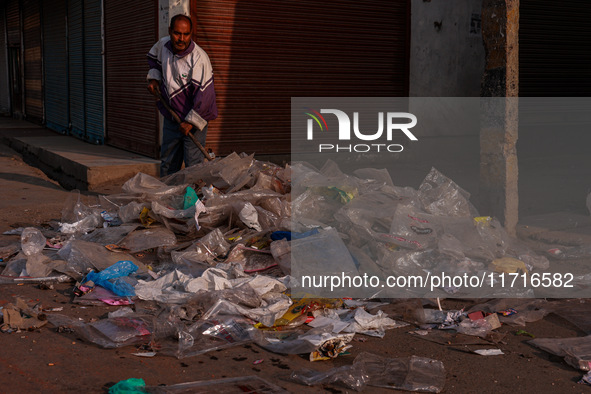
[
  {"left": 48, "top": 314, "right": 155, "bottom": 349},
  {"left": 57, "top": 240, "right": 145, "bottom": 280},
  {"left": 290, "top": 352, "right": 446, "bottom": 393},
  {"left": 270, "top": 239, "right": 291, "bottom": 275},
  {"left": 119, "top": 227, "right": 177, "bottom": 253},
  {"left": 80, "top": 225, "right": 138, "bottom": 246},
  {"left": 122, "top": 172, "right": 186, "bottom": 196},
  {"left": 60, "top": 190, "right": 102, "bottom": 234},
  {"left": 153, "top": 314, "right": 258, "bottom": 359},
  {"left": 118, "top": 201, "right": 149, "bottom": 224},
  {"left": 172, "top": 228, "right": 230, "bottom": 265},
  {"left": 143, "top": 376, "right": 288, "bottom": 394},
  {"left": 418, "top": 167, "right": 478, "bottom": 217},
  {"left": 20, "top": 227, "right": 46, "bottom": 256},
  {"left": 529, "top": 336, "right": 591, "bottom": 371}
]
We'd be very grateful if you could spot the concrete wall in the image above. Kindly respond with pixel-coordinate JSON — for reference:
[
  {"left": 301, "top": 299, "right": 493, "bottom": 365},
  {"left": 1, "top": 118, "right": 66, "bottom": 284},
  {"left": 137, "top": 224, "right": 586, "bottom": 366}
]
[
  {"left": 158, "top": 0, "right": 190, "bottom": 38},
  {"left": 410, "top": 0, "right": 485, "bottom": 97}
]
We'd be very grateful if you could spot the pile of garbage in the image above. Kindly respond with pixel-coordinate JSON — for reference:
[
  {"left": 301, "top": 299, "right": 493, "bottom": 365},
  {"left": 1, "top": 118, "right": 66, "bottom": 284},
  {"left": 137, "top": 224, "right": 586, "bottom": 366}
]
[{"left": 0, "top": 152, "right": 589, "bottom": 392}]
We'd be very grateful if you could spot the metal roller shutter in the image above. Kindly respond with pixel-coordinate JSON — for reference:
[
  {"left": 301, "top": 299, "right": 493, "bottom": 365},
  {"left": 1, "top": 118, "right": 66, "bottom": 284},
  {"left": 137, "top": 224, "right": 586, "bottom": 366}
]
[
  {"left": 0, "top": 6, "right": 10, "bottom": 114},
  {"left": 83, "top": 0, "right": 104, "bottom": 144},
  {"left": 68, "top": 0, "right": 85, "bottom": 136},
  {"left": 104, "top": 0, "right": 158, "bottom": 157},
  {"left": 22, "top": 0, "right": 43, "bottom": 123},
  {"left": 42, "top": 0, "right": 68, "bottom": 134},
  {"left": 191, "top": 0, "right": 410, "bottom": 155},
  {"left": 6, "top": 0, "right": 19, "bottom": 47},
  {"left": 520, "top": 0, "right": 591, "bottom": 96}
]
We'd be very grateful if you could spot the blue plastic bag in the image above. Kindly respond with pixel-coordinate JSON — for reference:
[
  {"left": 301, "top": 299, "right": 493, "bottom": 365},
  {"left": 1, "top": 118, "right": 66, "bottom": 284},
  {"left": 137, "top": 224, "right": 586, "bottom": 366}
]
[{"left": 84, "top": 260, "right": 138, "bottom": 297}]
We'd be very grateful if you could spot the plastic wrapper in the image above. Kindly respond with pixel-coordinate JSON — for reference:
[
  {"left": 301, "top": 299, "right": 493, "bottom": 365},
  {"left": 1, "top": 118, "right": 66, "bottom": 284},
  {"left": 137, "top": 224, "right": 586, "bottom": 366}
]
[
  {"left": 118, "top": 227, "right": 177, "bottom": 253},
  {"left": 236, "top": 201, "right": 263, "bottom": 231},
  {"left": 418, "top": 167, "right": 478, "bottom": 217},
  {"left": 310, "top": 308, "right": 408, "bottom": 338},
  {"left": 455, "top": 318, "right": 492, "bottom": 338},
  {"left": 290, "top": 352, "right": 446, "bottom": 392},
  {"left": 529, "top": 336, "right": 591, "bottom": 371},
  {"left": 256, "top": 325, "right": 353, "bottom": 355}
]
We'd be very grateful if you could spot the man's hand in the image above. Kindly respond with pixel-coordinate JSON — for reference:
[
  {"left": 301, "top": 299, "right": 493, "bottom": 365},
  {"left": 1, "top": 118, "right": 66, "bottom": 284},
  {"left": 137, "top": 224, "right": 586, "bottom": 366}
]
[
  {"left": 147, "top": 79, "right": 161, "bottom": 98},
  {"left": 179, "top": 122, "right": 194, "bottom": 136}
]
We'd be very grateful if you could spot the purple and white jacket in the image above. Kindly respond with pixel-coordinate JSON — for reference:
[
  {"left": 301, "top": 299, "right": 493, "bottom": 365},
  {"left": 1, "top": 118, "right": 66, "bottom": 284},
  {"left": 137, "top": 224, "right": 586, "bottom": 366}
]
[{"left": 147, "top": 37, "right": 217, "bottom": 130}]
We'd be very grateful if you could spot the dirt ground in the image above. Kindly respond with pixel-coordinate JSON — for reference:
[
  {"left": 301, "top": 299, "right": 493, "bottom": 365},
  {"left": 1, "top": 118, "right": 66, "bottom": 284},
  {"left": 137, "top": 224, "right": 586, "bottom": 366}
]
[{"left": 0, "top": 143, "right": 590, "bottom": 393}]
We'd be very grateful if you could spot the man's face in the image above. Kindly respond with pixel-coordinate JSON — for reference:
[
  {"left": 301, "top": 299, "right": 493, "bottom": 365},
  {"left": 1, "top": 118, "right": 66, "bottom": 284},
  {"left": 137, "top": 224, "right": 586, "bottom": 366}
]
[{"left": 169, "top": 18, "right": 192, "bottom": 53}]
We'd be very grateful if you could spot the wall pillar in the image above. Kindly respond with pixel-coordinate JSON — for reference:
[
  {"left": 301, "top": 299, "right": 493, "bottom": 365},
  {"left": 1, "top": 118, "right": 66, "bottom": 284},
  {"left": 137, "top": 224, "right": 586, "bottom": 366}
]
[{"left": 480, "top": 0, "right": 519, "bottom": 235}]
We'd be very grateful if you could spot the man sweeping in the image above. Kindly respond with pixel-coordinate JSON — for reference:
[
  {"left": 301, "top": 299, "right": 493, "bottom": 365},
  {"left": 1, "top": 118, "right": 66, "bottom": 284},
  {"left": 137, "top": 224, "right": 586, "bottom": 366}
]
[{"left": 147, "top": 14, "right": 218, "bottom": 177}]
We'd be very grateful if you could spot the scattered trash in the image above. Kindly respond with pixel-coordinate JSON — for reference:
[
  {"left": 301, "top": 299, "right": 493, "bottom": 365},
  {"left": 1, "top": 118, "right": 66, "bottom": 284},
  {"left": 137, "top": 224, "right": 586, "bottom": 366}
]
[{"left": 2, "top": 154, "right": 590, "bottom": 392}]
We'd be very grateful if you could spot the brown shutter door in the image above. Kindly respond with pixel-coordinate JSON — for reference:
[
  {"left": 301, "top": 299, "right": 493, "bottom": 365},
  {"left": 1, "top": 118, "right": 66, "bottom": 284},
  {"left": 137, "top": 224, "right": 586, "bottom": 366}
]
[
  {"left": 191, "top": 0, "right": 410, "bottom": 156},
  {"left": 6, "top": 0, "right": 20, "bottom": 47},
  {"left": 104, "top": 1, "right": 159, "bottom": 158},
  {"left": 520, "top": 0, "right": 591, "bottom": 96},
  {"left": 23, "top": 0, "right": 43, "bottom": 123}
]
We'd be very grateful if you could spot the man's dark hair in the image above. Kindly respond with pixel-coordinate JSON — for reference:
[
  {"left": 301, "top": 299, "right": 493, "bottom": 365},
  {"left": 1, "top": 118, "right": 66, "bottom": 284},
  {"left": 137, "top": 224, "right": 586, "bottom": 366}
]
[{"left": 170, "top": 14, "right": 192, "bottom": 31}]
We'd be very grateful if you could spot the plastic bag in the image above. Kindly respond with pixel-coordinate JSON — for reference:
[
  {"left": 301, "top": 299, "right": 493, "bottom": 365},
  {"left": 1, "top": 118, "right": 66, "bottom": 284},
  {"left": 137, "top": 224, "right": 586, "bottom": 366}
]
[
  {"left": 270, "top": 239, "right": 291, "bottom": 275},
  {"left": 20, "top": 227, "right": 46, "bottom": 256},
  {"left": 83, "top": 260, "right": 138, "bottom": 297},
  {"left": 119, "top": 227, "right": 177, "bottom": 253},
  {"left": 118, "top": 201, "right": 149, "bottom": 224},
  {"left": 290, "top": 227, "right": 361, "bottom": 297},
  {"left": 529, "top": 336, "right": 591, "bottom": 371},
  {"left": 80, "top": 225, "right": 138, "bottom": 246},
  {"left": 290, "top": 352, "right": 446, "bottom": 392},
  {"left": 122, "top": 172, "right": 186, "bottom": 196},
  {"left": 142, "top": 376, "right": 287, "bottom": 394},
  {"left": 59, "top": 190, "right": 102, "bottom": 234},
  {"left": 153, "top": 314, "right": 258, "bottom": 359},
  {"left": 172, "top": 228, "right": 230, "bottom": 265},
  {"left": 57, "top": 240, "right": 145, "bottom": 280},
  {"left": 48, "top": 314, "right": 155, "bottom": 349},
  {"left": 418, "top": 167, "right": 478, "bottom": 217}
]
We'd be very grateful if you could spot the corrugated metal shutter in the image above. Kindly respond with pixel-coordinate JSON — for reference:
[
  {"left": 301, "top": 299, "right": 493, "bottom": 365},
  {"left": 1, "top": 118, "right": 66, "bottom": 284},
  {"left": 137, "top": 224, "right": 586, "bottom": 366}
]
[
  {"left": 191, "top": 0, "right": 410, "bottom": 155},
  {"left": 104, "top": 1, "right": 158, "bottom": 157},
  {"left": 42, "top": 0, "right": 68, "bottom": 133},
  {"left": 83, "top": 0, "right": 104, "bottom": 144},
  {"left": 0, "top": 5, "right": 10, "bottom": 114},
  {"left": 6, "top": 0, "right": 19, "bottom": 47},
  {"left": 68, "top": 0, "right": 85, "bottom": 136},
  {"left": 22, "top": 0, "right": 43, "bottom": 123},
  {"left": 520, "top": 0, "right": 591, "bottom": 96}
]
